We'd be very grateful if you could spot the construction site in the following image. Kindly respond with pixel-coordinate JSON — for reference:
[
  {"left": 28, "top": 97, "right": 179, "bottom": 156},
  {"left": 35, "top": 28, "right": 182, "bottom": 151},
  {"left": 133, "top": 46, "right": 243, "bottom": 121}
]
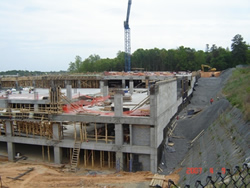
[
  {"left": 0, "top": 68, "right": 249, "bottom": 188},
  {"left": 0, "top": 71, "right": 199, "bottom": 172},
  {"left": 0, "top": 0, "right": 249, "bottom": 186}
]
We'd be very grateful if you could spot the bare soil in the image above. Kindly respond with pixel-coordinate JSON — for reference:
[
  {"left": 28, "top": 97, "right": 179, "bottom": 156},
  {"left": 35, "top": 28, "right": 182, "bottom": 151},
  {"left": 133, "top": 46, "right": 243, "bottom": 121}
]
[{"left": 0, "top": 158, "right": 180, "bottom": 188}]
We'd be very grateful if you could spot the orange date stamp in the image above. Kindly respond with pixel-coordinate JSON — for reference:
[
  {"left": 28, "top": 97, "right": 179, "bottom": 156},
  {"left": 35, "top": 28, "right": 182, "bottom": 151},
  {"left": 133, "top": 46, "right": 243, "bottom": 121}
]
[{"left": 186, "top": 167, "right": 226, "bottom": 174}]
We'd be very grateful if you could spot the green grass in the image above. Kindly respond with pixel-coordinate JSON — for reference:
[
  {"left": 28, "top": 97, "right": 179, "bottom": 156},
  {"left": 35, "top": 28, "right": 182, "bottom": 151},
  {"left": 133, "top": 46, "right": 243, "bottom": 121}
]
[{"left": 223, "top": 67, "right": 250, "bottom": 121}]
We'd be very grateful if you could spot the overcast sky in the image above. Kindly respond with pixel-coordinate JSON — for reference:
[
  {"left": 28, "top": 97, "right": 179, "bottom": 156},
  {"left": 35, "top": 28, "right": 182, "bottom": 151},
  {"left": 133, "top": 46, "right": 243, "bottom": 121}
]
[{"left": 0, "top": 0, "right": 249, "bottom": 72}]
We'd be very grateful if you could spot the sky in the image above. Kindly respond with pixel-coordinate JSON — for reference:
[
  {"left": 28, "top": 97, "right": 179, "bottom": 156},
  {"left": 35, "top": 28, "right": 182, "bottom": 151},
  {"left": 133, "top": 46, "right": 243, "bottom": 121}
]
[{"left": 0, "top": 0, "right": 249, "bottom": 72}]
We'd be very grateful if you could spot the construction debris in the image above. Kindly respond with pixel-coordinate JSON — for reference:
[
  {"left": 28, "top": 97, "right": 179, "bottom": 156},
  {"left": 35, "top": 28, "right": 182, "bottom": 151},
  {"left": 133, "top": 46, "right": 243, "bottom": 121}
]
[
  {"left": 149, "top": 174, "right": 165, "bottom": 187},
  {"left": 7, "top": 167, "right": 34, "bottom": 181}
]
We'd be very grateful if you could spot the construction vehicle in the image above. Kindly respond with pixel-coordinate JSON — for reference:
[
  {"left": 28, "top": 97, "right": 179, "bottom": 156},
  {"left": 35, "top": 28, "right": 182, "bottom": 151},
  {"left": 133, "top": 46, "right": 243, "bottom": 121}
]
[
  {"left": 201, "top": 64, "right": 216, "bottom": 72},
  {"left": 124, "top": 0, "right": 132, "bottom": 72}
]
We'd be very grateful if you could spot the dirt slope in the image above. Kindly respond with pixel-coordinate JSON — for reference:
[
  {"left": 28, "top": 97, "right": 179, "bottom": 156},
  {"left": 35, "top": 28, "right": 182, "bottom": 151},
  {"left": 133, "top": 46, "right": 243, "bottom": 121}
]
[{"left": 160, "top": 68, "right": 250, "bottom": 186}]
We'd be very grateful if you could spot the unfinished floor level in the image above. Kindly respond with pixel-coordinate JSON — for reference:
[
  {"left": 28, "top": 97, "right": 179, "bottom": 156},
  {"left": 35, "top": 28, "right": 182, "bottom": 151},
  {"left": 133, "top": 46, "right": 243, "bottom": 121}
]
[{"left": 0, "top": 72, "right": 198, "bottom": 173}]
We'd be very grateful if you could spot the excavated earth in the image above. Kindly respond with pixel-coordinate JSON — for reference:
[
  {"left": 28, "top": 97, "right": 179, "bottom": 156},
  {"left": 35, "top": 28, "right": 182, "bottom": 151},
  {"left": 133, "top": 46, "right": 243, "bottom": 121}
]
[{"left": 161, "top": 68, "right": 250, "bottom": 186}]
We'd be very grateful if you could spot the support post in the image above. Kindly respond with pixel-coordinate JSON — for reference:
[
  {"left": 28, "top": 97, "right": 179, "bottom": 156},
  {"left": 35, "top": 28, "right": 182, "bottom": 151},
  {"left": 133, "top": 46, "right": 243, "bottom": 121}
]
[
  {"left": 54, "top": 146, "right": 62, "bottom": 164},
  {"left": 114, "top": 93, "right": 123, "bottom": 117},
  {"left": 108, "top": 151, "right": 110, "bottom": 168},
  {"left": 100, "top": 80, "right": 104, "bottom": 94},
  {"left": 103, "top": 81, "right": 108, "bottom": 97},
  {"left": 53, "top": 123, "right": 61, "bottom": 140},
  {"left": 95, "top": 123, "right": 97, "bottom": 142},
  {"left": 66, "top": 85, "right": 72, "bottom": 100},
  {"left": 47, "top": 146, "right": 50, "bottom": 162},
  {"left": 129, "top": 79, "right": 134, "bottom": 94},
  {"left": 91, "top": 150, "right": 94, "bottom": 168},
  {"left": 129, "top": 124, "right": 132, "bottom": 146},
  {"left": 150, "top": 126, "right": 157, "bottom": 173},
  {"left": 122, "top": 79, "right": 125, "bottom": 88},
  {"left": 84, "top": 149, "right": 87, "bottom": 167},
  {"left": 105, "top": 123, "right": 108, "bottom": 144},
  {"left": 6, "top": 121, "right": 15, "bottom": 161}
]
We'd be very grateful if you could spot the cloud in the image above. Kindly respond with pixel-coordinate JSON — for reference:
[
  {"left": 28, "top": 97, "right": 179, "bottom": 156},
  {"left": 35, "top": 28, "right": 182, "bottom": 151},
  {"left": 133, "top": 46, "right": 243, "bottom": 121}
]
[{"left": 0, "top": 0, "right": 249, "bottom": 71}]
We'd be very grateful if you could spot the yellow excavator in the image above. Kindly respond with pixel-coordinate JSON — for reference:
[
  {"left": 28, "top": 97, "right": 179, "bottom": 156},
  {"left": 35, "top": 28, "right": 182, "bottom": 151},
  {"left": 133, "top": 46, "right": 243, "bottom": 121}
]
[{"left": 201, "top": 64, "right": 216, "bottom": 72}]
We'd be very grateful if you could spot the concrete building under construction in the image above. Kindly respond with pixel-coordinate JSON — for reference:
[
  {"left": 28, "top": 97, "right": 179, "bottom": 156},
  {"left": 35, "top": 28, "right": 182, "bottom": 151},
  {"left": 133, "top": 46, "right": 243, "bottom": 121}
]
[{"left": 0, "top": 72, "right": 198, "bottom": 173}]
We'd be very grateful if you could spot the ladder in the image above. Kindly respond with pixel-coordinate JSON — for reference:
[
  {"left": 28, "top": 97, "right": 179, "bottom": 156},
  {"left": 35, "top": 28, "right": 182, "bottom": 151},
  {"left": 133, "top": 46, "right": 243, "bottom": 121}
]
[{"left": 69, "top": 141, "right": 81, "bottom": 172}]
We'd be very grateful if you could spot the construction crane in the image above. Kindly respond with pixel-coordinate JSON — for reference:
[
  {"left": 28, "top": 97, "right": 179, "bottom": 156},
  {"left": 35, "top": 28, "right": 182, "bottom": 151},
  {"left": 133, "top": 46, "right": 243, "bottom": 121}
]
[{"left": 124, "top": 0, "right": 132, "bottom": 72}]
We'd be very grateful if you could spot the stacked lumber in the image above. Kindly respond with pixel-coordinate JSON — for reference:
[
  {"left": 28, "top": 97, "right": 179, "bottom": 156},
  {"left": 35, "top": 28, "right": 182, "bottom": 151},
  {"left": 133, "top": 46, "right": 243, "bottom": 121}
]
[{"left": 149, "top": 174, "right": 165, "bottom": 187}]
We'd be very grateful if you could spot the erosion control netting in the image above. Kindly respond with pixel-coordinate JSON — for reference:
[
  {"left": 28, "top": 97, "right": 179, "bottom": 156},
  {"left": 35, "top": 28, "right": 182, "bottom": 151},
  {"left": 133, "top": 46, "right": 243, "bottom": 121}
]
[
  {"left": 160, "top": 69, "right": 234, "bottom": 175},
  {"left": 160, "top": 68, "right": 249, "bottom": 186}
]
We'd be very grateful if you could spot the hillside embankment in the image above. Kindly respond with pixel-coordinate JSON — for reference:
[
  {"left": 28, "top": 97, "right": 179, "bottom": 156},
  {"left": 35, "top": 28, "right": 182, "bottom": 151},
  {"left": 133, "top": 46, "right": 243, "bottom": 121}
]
[{"left": 160, "top": 68, "right": 249, "bottom": 186}]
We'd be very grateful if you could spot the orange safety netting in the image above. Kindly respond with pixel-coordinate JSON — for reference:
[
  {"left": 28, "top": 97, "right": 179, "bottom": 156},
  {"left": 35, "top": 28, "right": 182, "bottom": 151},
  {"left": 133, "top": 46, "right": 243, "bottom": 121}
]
[
  {"left": 104, "top": 71, "right": 175, "bottom": 77},
  {"left": 63, "top": 93, "right": 150, "bottom": 116},
  {"left": 63, "top": 95, "right": 110, "bottom": 113},
  {"left": 124, "top": 105, "right": 150, "bottom": 116}
]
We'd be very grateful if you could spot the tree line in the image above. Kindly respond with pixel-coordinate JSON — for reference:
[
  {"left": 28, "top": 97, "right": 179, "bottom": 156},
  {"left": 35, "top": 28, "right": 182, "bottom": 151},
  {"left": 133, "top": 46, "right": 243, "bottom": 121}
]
[
  {"left": 0, "top": 70, "right": 67, "bottom": 77},
  {"left": 68, "top": 34, "right": 250, "bottom": 72}
]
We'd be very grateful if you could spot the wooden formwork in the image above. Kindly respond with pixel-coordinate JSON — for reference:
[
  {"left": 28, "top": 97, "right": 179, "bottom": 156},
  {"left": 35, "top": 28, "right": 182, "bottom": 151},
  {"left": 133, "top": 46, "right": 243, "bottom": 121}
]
[
  {"left": 15, "top": 121, "right": 54, "bottom": 138},
  {"left": 0, "top": 75, "right": 101, "bottom": 88}
]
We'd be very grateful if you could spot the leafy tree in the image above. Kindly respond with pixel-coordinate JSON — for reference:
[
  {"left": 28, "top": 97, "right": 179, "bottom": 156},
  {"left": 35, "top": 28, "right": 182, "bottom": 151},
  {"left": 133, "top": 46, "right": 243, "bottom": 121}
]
[
  {"left": 67, "top": 56, "right": 82, "bottom": 73},
  {"left": 65, "top": 35, "right": 248, "bottom": 72},
  {"left": 114, "top": 51, "right": 125, "bottom": 71},
  {"left": 231, "top": 34, "right": 248, "bottom": 66}
]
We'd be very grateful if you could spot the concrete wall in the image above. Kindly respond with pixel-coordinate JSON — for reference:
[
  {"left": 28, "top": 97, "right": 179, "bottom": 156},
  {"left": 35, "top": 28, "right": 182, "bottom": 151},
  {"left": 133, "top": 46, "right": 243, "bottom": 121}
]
[
  {"left": 132, "top": 125, "right": 150, "bottom": 146},
  {"left": 0, "top": 99, "right": 7, "bottom": 108},
  {"left": 139, "top": 154, "right": 150, "bottom": 171},
  {"left": 154, "top": 79, "right": 178, "bottom": 147},
  {"left": 152, "top": 76, "right": 196, "bottom": 148}
]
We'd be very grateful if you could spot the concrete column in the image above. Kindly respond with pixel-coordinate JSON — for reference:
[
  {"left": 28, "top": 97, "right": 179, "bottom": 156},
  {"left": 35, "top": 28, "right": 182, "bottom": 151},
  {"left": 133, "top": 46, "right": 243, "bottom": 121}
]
[
  {"left": 6, "top": 121, "right": 15, "bottom": 161},
  {"left": 66, "top": 85, "right": 72, "bottom": 100},
  {"left": 51, "top": 80, "right": 55, "bottom": 88},
  {"left": 103, "top": 81, "right": 108, "bottom": 97},
  {"left": 78, "top": 80, "right": 81, "bottom": 88},
  {"left": 116, "top": 151, "right": 123, "bottom": 172},
  {"left": 53, "top": 123, "right": 62, "bottom": 164},
  {"left": 150, "top": 85, "right": 157, "bottom": 120},
  {"left": 122, "top": 79, "right": 126, "bottom": 88},
  {"left": 33, "top": 80, "right": 36, "bottom": 87},
  {"left": 54, "top": 146, "right": 62, "bottom": 164},
  {"left": 150, "top": 127, "right": 157, "bottom": 173},
  {"left": 7, "top": 142, "right": 15, "bottom": 161},
  {"left": 150, "top": 148, "right": 158, "bottom": 173},
  {"left": 129, "top": 80, "right": 134, "bottom": 94},
  {"left": 115, "top": 123, "right": 124, "bottom": 172},
  {"left": 114, "top": 94, "right": 123, "bottom": 117},
  {"left": 114, "top": 93, "right": 124, "bottom": 172},
  {"left": 150, "top": 89, "right": 157, "bottom": 173},
  {"left": 100, "top": 80, "right": 104, "bottom": 93},
  {"left": 34, "top": 104, "right": 39, "bottom": 112},
  {"left": 129, "top": 124, "right": 132, "bottom": 146},
  {"left": 115, "top": 124, "right": 123, "bottom": 146},
  {"left": 53, "top": 123, "right": 61, "bottom": 140},
  {"left": 5, "top": 121, "right": 13, "bottom": 137},
  {"left": 15, "top": 81, "right": 19, "bottom": 89}
]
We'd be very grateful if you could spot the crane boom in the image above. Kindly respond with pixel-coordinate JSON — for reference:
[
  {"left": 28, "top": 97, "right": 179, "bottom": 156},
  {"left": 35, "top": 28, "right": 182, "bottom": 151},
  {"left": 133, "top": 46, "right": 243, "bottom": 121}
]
[
  {"left": 124, "top": 0, "right": 132, "bottom": 72},
  {"left": 124, "top": 0, "right": 132, "bottom": 29}
]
